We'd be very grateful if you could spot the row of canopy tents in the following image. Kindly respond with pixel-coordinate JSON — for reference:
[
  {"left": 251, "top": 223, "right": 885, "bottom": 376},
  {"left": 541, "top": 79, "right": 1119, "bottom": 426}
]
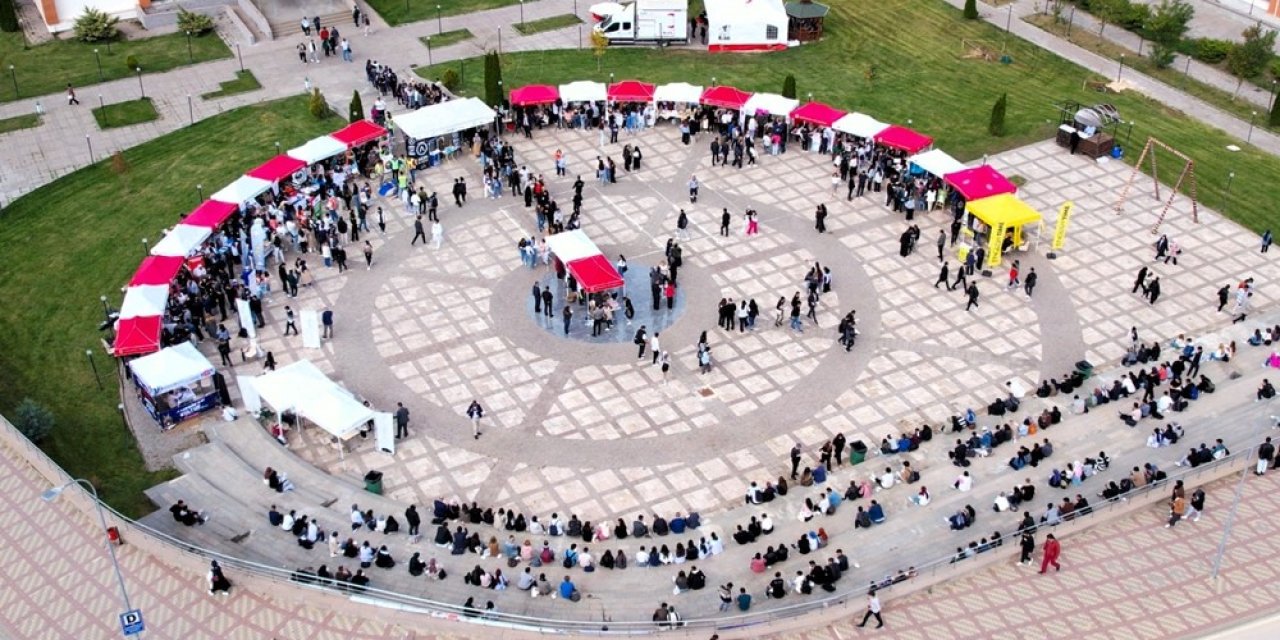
[{"left": 112, "top": 119, "right": 390, "bottom": 358}]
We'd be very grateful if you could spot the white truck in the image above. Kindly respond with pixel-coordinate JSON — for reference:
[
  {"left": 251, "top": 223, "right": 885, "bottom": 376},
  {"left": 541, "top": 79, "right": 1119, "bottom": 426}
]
[{"left": 594, "top": 0, "right": 689, "bottom": 45}]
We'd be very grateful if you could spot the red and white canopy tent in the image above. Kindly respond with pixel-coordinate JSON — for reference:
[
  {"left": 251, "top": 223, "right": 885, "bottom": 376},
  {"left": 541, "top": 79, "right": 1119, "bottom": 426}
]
[
  {"left": 128, "top": 256, "right": 185, "bottom": 287},
  {"left": 510, "top": 84, "right": 559, "bottom": 106},
  {"left": 330, "top": 120, "right": 388, "bottom": 148},
  {"left": 246, "top": 154, "right": 307, "bottom": 183},
  {"left": 874, "top": 125, "right": 934, "bottom": 154},
  {"left": 944, "top": 165, "right": 1019, "bottom": 201},
  {"left": 182, "top": 200, "right": 238, "bottom": 229},
  {"left": 545, "top": 230, "right": 625, "bottom": 293},
  {"left": 700, "top": 85, "right": 753, "bottom": 110},
  {"left": 789, "top": 101, "right": 847, "bottom": 128},
  {"left": 113, "top": 316, "right": 163, "bottom": 357},
  {"left": 607, "top": 80, "right": 656, "bottom": 103}
]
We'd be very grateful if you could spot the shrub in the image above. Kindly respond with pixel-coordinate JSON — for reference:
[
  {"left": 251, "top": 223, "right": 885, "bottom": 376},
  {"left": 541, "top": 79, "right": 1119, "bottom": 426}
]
[
  {"left": 1193, "top": 38, "right": 1232, "bottom": 64},
  {"left": 13, "top": 398, "right": 54, "bottom": 443},
  {"left": 781, "top": 74, "right": 796, "bottom": 99},
  {"left": 308, "top": 88, "right": 328, "bottom": 119},
  {"left": 125, "top": 55, "right": 139, "bottom": 72},
  {"left": 1270, "top": 58, "right": 1280, "bottom": 81},
  {"left": 176, "top": 8, "right": 215, "bottom": 36},
  {"left": 0, "top": 0, "right": 19, "bottom": 33},
  {"left": 348, "top": 90, "right": 363, "bottom": 123},
  {"left": 988, "top": 92, "right": 1007, "bottom": 137},
  {"left": 73, "top": 7, "right": 120, "bottom": 43},
  {"left": 440, "top": 68, "right": 460, "bottom": 91},
  {"left": 110, "top": 151, "right": 129, "bottom": 174},
  {"left": 963, "top": 0, "right": 978, "bottom": 20}
]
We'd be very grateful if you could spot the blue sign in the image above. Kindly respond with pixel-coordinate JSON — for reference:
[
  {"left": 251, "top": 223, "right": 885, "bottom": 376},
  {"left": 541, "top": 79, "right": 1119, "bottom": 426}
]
[{"left": 120, "top": 609, "right": 145, "bottom": 636}]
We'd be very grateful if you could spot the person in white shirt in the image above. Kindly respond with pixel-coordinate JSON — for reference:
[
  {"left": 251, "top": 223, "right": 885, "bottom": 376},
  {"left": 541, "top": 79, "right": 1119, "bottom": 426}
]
[
  {"left": 1156, "top": 392, "right": 1173, "bottom": 414},
  {"left": 909, "top": 486, "right": 931, "bottom": 506},
  {"left": 708, "top": 534, "right": 724, "bottom": 556},
  {"left": 578, "top": 548, "right": 594, "bottom": 570},
  {"left": 993, "top": 492, "right": 1011, "bottom": 512},
  {"left": 877, "top": 467, "right": 896, "bottom": 490},
  {"left": 528, "top": 517, "right": 545, "bottom": 535},
  {"left": 954, "top": 471, "right": 973, "bottom": 492},
  {"left": 760, "top": 514, "right": 775, "bottom": 534},
  {"left": 349, "top": 505, "right": 363, "bottom": 531},
  {"left": 635, "top": 546, "right": 650, "bottom": 566},
  {"left": 281, "top": 510, "right": 296, "bottom": 532}
]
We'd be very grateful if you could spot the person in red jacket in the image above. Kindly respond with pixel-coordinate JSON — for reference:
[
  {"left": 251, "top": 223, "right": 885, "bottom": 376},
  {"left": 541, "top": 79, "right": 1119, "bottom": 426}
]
[{"left": 1039, "top": 533, "right": 1061, "bottom": 574}]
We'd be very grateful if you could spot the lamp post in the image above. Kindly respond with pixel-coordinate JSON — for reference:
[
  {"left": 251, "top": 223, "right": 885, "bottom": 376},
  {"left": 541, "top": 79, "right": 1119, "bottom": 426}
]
[
  {"left": 197, "top": 184, "right": 204, "bottom": 202},
  {"left": 94, "top": 48, "right": 103, "bottom": 81},
  {"left": 498, "top": 26, "right": 502, "bottom": 56},
  {"left": 236, "top": 43, "right": 244, "bottom": 72},
  {"left": 711, "top": 76, "right": 716, "bottom": 87},
  {"left": 1005, "top": 4, "right": 1012, "bottom": 32},
  {"left": 141, "top": 238, "right": 148, "bottom": 254},
  {"left": 1066, "top": 6, "right": 1075, "bottom": 39},
  {"left": 136, "top": 66, "right": 144, "bottom": 98},
  {"left": 86, "top": 349, "right": 102, "bottom": 390},
  {"left": 520, "top": 0, "right": 525, "bottom": 27},
  {"left": 8, "top": 64, "right": 16, "bottom": 100},
  {"left": 185, "top": 30, "right": 193, "bottom": 63},
  {"left": 1270, "top": 79, "right": 1278, "bottom": 112},
  {"left": 42, "top": 479, "right": 138, "bottom": 637},
  {"left": 437, "top": 4, "right": 442, "bottom": 34},
  {"left": 426, "top": 36, "right": 432, "bottom": 65},
  {"left": 1224, "top": 171, "right": 1235, "bottom": 214},
  {"left": 1248, "top": 111, "right": 1257, "bottom": 144},
  {"left": 187, "top": 94, "right": 194, "bottom": 124},
  {"left": 100, "top": 295, "right": 111, "bottom": 320},
  {"left": 275, "top": 141, "right": 281, "bottom": 155},
  {"left": 86, "top": 135, "right": 94, "bottom": 163},
  {"left": 1117, "top": 54, "right": 1125, "bottom": 82}
]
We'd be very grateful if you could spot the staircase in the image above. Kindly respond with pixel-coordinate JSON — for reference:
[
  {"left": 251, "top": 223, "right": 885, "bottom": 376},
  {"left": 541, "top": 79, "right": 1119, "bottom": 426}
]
[{"left": 269, "top": 10, "right": 355, "bottom": 39}]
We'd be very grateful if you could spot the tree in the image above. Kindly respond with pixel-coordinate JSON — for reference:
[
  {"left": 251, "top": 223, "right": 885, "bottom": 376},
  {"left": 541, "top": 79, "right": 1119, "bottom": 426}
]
[
  {"left": 1271, "top": 86, "right": 1280, "bottom": 127},
  {"left": 73, "top": 7, "right": 119, "bottom": 42},
  {"left": 591, "top": 30, "right": 608, "bottom": 71},
  {"left": 308, "top": 88, "right": 328, "bottom": 119},
  {"left": 1226, "top": 24, "right": 1278, "bottom": 98},
  {"left": 1144, "top": 0, "right": 1194, "bottom": 69},
  {"left": 348, "top": 90, "right": 364, "bottom": 123},
  {"left": 483, "top": 51, "right": 503, "bottom": 107},
  {"left": 963, "top": 0, "right": 978, "bottom": 20},
  {"left": 176, "top": 7, "right": 215, "bottom": 35},
  {"left": 1092, "top": 0, "right": 1129, "bottom": 37},
  {"left": 781, "top": 74, "right": 797, "bottom": 99},
  {"left": 0, "top": 0, "right": 19, "bottom": 33},
  {"left": 988, "top": 93, "right": 1007, "bottom": 136},
  {"left": 13, "top": 398, "right": 54, "bottom": 443}
]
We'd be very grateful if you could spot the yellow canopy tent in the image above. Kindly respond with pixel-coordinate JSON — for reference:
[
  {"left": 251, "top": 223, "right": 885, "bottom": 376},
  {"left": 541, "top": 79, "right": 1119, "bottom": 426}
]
[{"left": 965, "top": 194, "right": 1044, "bottom": 266}]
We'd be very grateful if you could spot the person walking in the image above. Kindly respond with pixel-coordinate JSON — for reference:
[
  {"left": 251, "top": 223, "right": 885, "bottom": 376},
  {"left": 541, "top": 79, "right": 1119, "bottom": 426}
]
[
  {"left": 1038, "top": 533, "right": 1061, "bottom": 573},
  {"left": 719, "top": 208, "right": 731, "bottom": 237},
  {"left": 688, "top": 175, "right": 699, "bottom": 203},
  {"left": 363, "top": 241, "right": 373, "bottom": 269},
  {"left": 1166, "top": 494, "right": 1187, "bottom": 528},
  {"left": 1024, "top": 267, "right": 1038, "bottom": 298},
  {"left": 66, "top": 84, "right": 80, "bottom": 105},
  {"left": 936, "top": 229, "right": 946, "bottom": 262},
  {"left": 964, "top": 283, "right": 980, "bottom": 312},
  {"left": 677, "top": 209, "right": 690, "bottom": 240},
  {"left": 1018, "top": 531, "right": 1035, "bottom": 566},
  {"left": 322, "top": 309, "right": 334, "bottom": 339},
  {"left": 815, "top": 204, "right": 828, "bottom": 234},
  {"left": 1262, "top": 230, "right": 1273, "bottom": 253},
  {"left": 394, "top": 402, "right": 410, "bottom": 439},
  {"left": 934, "top": 262, "right": 949, "bottom": 289},
  {"left": 562, "top": 305, "right": 573, "bottom": 336},
  {"left": 635, "top": 325, "right": 648, "bottom": 360},
  {"left": 208, "top": 560, "right": 232, "bottom": 596},
  {"left": 1257, "top": 438, "right": 1275, "bottom": 476},
  {"left": 855, "top": 588, "right": 883, "bottom": 628},
  {"left": 650, "top": 332, "right": 661, "bottom": 366},
  {"left": 411, "top": 216, "right": 427, "bottom": 245},
  {"left": 432, "top": 221, "right": 444, "bottom": 249},
  {"left": 284, "top": 306, "right": 298, "bottom": 336},
  {"left": 542, "top": 288, "right": 554, "bottom": 319},
  {"left": 466, "top": 400, "right": 484, "bottom": 439}
]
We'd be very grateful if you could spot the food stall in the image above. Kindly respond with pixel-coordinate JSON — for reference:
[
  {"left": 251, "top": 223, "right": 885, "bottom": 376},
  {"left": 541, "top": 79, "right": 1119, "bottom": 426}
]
[{"left": 128, "top": 342, "right": 220, "bottom": 429}]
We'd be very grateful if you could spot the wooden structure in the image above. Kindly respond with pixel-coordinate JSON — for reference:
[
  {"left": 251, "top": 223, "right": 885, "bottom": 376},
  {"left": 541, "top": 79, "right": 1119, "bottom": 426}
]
[
  {"left": 785, "top": 0, "right": 829, "bottom": 42},
  {"left": 1113, "top": 137, "right": 1199, "bottom": 235}
]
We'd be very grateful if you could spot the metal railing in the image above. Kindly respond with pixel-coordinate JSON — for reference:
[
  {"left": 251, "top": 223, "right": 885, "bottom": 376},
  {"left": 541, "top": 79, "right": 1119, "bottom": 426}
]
[{"left": 0, "top": 411, "right": 1259, "bottom": 634}]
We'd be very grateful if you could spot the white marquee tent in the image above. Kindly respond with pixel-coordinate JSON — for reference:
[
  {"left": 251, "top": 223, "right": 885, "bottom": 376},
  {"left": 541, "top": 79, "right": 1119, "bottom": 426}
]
[
  {"left": 119, "top": 285, "right": 171, "bottom": 319},
  {"left": 210, "top": 175, "right": 273, "bottom": 205},
  {"left": 558, "top": 81, "right": 607, "bottom": 103},
  {"left": 654, "top": 82, "right": 704, "bottom": 104},
  {"left": 288, "top": 136, "right": 348, "bottom": 165},
  {"left": 741, "top": 92, "right": 799, "bottom": 119},
  {"left": 545, "top": 230, "right": 600, "bottom": 263},
  {"left": 150, "top": 224, "right": 212, "bottom": 258},
  {"left": 129, "top": 342, "right": 215, "bottom": 396},
  {"left": 253, "top": 360, "right": 373, "bottom": 440},
  {"left": 833, "top": 112, "right": 889, "bottom": 139},
  {"left": 909, "top": 149, "right": 966, "bottom": 178},
  {"left": 392, "top": 98, "right": 497, "bottom": 140}
]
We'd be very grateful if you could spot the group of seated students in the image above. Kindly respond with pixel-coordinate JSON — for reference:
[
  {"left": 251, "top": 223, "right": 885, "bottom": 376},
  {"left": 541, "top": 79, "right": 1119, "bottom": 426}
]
[
  {"left": 1006, "top": 438, "right": 1057, "bottom": 470},
  {"left": 290, "top": 564, "right": 370, "bottom": 591},
  {"left": 1037, "top": 494, "right": 1093, "bottom": 526},
  {"left": 1146, "top": 422, "right": 1186, "bottom": 448},
  {"left": 950, "top": 530, "right": 1004, "bottom": 563},
  {"left": 169, "top": 500, "right": 208, "bottom": 527},
  {"left": 1032, "top": 369, "right": 1089, "bottom": 399},
  {"left": 1114, "top": 371, "right": 1215, "bottom": 427},
  {"left": 877, "top": 424, "right": 933, "bottom": 455},
  {"left": 733, "top": 513, "right": 776, "bottom": 545},
  {"left": 1246, "top": 325, "right": 1280, "bottom": 347},
  {"left": 426, "top": 497, "right": 701, "bottom": 548},
  {"left": 1096, "top": 462, "right": 1168, "bottom": 500},
  {"left": 946, "top": 504, "right": 977, "bottom": 531},
  {"left": 1175, "top": 439, "right": 1231, "bottom": 467},
  {"left": 763, "top": 550, "right": 855, "bottom": 598}
]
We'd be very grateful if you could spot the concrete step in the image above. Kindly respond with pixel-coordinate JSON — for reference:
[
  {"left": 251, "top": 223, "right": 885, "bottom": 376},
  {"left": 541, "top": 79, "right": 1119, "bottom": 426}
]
[{"left": 270, "top": 12, "right": 354, "bottom": 39}]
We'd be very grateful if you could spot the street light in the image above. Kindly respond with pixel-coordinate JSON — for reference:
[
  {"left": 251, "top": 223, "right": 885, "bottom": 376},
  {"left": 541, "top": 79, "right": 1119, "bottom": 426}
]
[
  {"left": 437, "top": 4, "right": 442, "bottom": 34},
  {"left": 426, "top": 35, "right": 432, "bottom": 66},
  {"left": 1117, "top": 54, "right": 1125, "bottom": 82},
  {"left": 141, "top": 238, "right": 148, "bottom": 254},
  {"left": 275, "top": 141, "right": 281, "bottom": 155},
  {"left": 93, "top": 48, "right": 103, "bottom": 81},
  {"left": 8, "top": 64, "right": 16, "bottom": 100},
  {"left": 1066, "top": 6, "right": 1075, "bottom": 39},
  {"left": 187, "top": 94, "right": 194, "bottom": 124},
  {"left": 100, "top": 295, "right": 111, "bottom": 320},
  {"left": 1224, "top": 171, "right": 1235, "bottom": 214},
  {"left": 42, "top": 479, "right": 137, "bottom": 637},
  {"left": 136, "top": 66, "right": 144, "bottom": 98},
  {"left": 520, "top": 0, "right": 525, "bottom": 27},
  {"left": 196, "top": 184, "right": 203, "bottom": 202},
  {"left": 86, "top": 349, "right": 102, "bottom": 390},
  {"left": 1248, "top": 111, "right": 1258, "bottom": 144},
  {"left": 185, "top": 30, "right": 193, "bottom": 63},
  {"left": 236, "top": 43, "right": 244, "bottom": 72},
  {"left": 1271, "top": 79, "right": 1278, "bottom": 112},
  {"left": 498, "top": 26, "right": 502, "bottom": 56},
  {"left": 711, "top": 76, "right": 716, "bottom": 86}
]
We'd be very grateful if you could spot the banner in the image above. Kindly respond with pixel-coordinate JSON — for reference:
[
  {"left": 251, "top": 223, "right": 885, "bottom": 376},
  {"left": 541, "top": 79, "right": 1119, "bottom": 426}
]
[
  {"left": 1052, "top": 201, "right": 1074, "bottom": 250},
  {"left": 987, "top": 220, "right": 1006, "bottom": 267}
]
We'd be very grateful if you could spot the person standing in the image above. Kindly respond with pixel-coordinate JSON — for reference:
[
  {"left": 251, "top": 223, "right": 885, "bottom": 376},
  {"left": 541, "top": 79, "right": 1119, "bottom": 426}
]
[
  {"left": 688, "top": 175, "right": 699, "bottom": 203},
  {"left": 635, "top": 325, "right": 648, "bottom": 360},
  {"left": 284, "top": 306, "right": 298, "bottom": 336},
  {"left": 815, "top": 204, "right": 828, "bottom": 234},
  {"left": 790, "top": 443, "right": 802, "bottom": 480},
  {"left": 533, "top": 284, "right": 543, "bottom": 315},
  {"left": 855, "top": 588, "right": 883, "bottom": 628},
  {"left": 677, "top": 209, "right": 690, "bottom": 240},
  {"left": 1038, "top": 533, "right": 1061, "bottom": 573},
  {"left": 562, "top": 305, "right": 573, "bottom": 336},
  {"left": 1146, "top": 277, "right": 1161, "bottom": 305},
  {"left": 1018, "top": 531, "right": 1035, "bottom": 566},
  {"left": 1257, "top": 437, "right": 1275, "bottom": 476},
  {"left": 208, "top": 560, "right": 232, "bottom": 596},
  {"left": 936, "top": 229, "right": 946, "bottom": 262},
  {"left": 405, "top": 504, "right": 422, "bottom": 538},
  {"left": 650, "top": 332, "right": 661, "bottom": 366},
  {"left": 1024, "top": 267, "right": 1038, "bottom": 298},
  {"left": 466, "top": 400, "right": 484, "bottom": 439},
  {"left": 432, "top": 221, "right": 444, "bottom": 249},
  {"left": 719, "top": 208, "right": 731, "bottom": 237},
  {"left": 363, "top": 241, "right": 373, "bottom": 269},
  {"left": 394, "top": 402, "right": 410, "bottom": 439},
  {"left": 322, "top": 309, "right": 334, "bottom": 339},
  {"left": 411, "top": 216, "right": 427, "bottom": 245},
  {"left": 542, "top": 288, "right": 554, "bottom": 318},
  {"left": 964, "top": 283, "right": 980, "bottom": 312}
]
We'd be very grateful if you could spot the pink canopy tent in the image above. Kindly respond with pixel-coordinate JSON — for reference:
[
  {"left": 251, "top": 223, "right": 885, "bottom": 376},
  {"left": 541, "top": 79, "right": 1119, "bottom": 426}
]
[
  {"left": 182, "top": 200, "right": 238, "bottom": 229},
  {"left": 874, "top": 125, "right": 934, "bottom": 153},
  {"left": 567, "top": 255, "right": 625, "bottom": 293},
  {"left": 510, "top": 84, "right": 559, "bottom": 106},
  {"left": 330, "top": 120, "right": 387, "bottom": 147},
  {"left": 128, "top": 256, "right": 185, "bottom": 287},
  {"left": 944, "top": 165, "right": 1018, "bottom": 201},
  {"left": 699, "top": 85, "right": 753, "bottom": 110},
  {"left": 113, "top": 316, "right": 163, "bottom": 357},
  {"left": 790, "top": 102, "right": 847, "bottom": 127},
  {"left": 607, "top": 80, "right": 656, "bottom": 103},
  {"left": 246, "top": 155, "right": 307, "bottom": 183}
]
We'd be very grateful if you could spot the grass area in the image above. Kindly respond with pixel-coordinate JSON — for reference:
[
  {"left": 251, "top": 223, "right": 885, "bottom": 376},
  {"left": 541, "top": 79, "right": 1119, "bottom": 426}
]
[
  {"left": 1026, "top": 14, "right": 1277, "bottom": 132},
  {"left": 0, "top": 31, "right": 230, "bottom": 104},
  {"left": 368, "top": 0, "right": 520, "bottom": 26},
  {"left": 420, "top": 28, "right": 476, "bottom": 49},
  {"left": 92, "top": 98, "right": 159, "bottom": 129},
  {"left": 201, "top": 70, "right": 263, "bottom": 100},
  {"left": 0, "top": 96, "right": 343, "bottom": 517},
  {"left": 0, "top": 113, "right": 40, "bottom": 134},
  {"left": 513, "top": 13, "right": 583, "bottom": 36},
  {"left": 417, "top": 0, "right": 1280, "bottom": 233}
]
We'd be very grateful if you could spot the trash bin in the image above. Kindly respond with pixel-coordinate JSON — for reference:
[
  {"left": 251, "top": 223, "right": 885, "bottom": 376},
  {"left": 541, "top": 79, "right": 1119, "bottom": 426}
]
[
  {"left": 363, "top": 470, "right": 384, "bottom": 495},
  {"left": 1075, "top": 359, "right": 1094, "bottom": 381},
  {"left": 849, "top": 441, "right": 868, "bottom": 466}
]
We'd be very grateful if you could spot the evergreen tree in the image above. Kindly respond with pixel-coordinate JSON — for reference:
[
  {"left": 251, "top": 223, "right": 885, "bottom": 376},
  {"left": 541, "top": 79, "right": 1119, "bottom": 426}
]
[
  {"left": 349, "top": 90, "right": 364, "bottom": 123},
  {"left": 963, "top": 0, "right": 978, "bottom": 20},
  {"left": 782, "top": 74, "right": 797, "bottom": 99},
  {"left": 988, "top": 93, "right": 1007, "bottom": 137}
]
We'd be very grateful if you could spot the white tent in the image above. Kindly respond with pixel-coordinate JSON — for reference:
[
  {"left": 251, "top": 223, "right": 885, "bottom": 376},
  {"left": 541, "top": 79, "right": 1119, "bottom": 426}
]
[
  {"left": 210, "top": 175, "right": 273, "bottom": 205},
  {"left": 559, "top": 81, "right": 607, "bottom": 103},
  {"left": 741, "top": 92, "right": 799, "bottom": 119},
  {"left": 392, "top": 97, "right": 496, "bottom": 140},
  {"left": 119, "top": 284, "right": 171, "bottom": 319},
  {"left": 654, "top": 82, "right": 704, "bottom": 104},
  {"left": 288, "top": 136, "right": 348, "bottom": 165},
  {"left": 150, "top": 224, "right": 212, "bottom": 258},
  {"left": 129, "top": 342, "right": 215, "bottom": 395},
  {"left": 253, "top": 360, "right": 374, "bottom": 440},
  {"left": 705, "top": 0, "right": 789, "bottom": 51},
  {"left": 833, "top": 112, "right": 889, "bottom": 139},
  {"left": 909, "top": 149, "right": 966, "bottom": 177},
  {"left": 545, "top": 230, "right": 601, "bottom": 262}
]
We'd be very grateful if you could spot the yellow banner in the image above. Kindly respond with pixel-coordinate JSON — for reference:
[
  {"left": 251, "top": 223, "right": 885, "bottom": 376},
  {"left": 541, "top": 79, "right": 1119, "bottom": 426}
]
[
  {"left": 987, "top": 220, "right": 1006, "bottom": 267},
  {"left": 1052, "top": 201, "right": 1074, "bottom": 250}
]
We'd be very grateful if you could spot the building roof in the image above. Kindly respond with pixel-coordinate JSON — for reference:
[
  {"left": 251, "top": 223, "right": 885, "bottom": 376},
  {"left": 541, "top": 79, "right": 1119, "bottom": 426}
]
[{"left": 785, "top": 1, "right": 830, "bottom": 19}]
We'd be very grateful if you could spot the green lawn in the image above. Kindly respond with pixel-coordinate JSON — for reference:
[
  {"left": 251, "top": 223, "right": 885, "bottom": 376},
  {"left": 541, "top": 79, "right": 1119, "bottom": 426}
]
[
  {"left": 92, "top": 97, "right": 159, "bottom": 129},
  {"left": 1026, "top": 14, "right": 1277, "bottom": 132},
  {"left": 0, "top": 113, "right": 39, "bottom": 134},
  {"left": 420, "top": 28, "right": 475, "bottom": 50},
  {"left": 368, "top": 0, "right": 520, "bottom": 27},
  {"left": 0, "top": 31, "right": 230, "bottom": 103},
  {"left": 0, "top": 96, "right": 343, "bottom": 517},
  {"left": 417, "top": 0, "right": 1280, "bottom": 233},
  {"left": 201, "top": 70, "right": 263, "bottom": 100},
  {"left": 513, "top": 13, "right": 582, "bottom": 36}
]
